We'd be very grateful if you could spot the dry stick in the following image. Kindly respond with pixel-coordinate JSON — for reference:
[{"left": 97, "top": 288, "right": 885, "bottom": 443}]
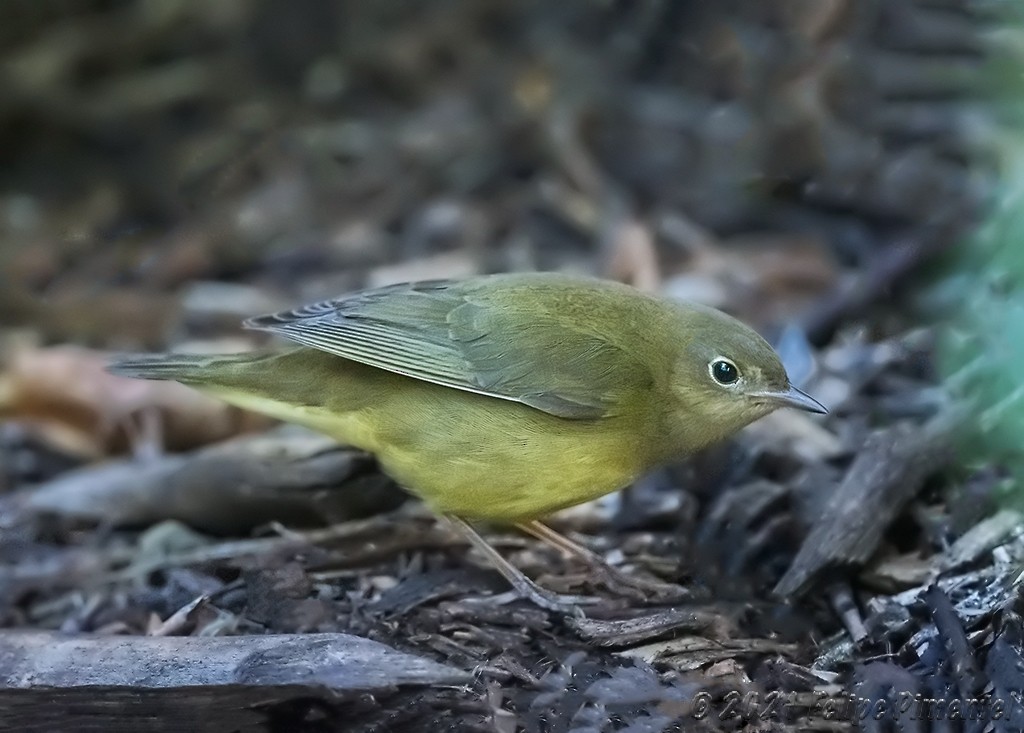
[
  {"left": 567, "top": 606, "right": 734, "bottom": 647},
  {"left": 105, "top": 513, "right": 439, "bottom": 582},
  {"left": 0, "top": 427, "right": 400, "bottom": 534},
  {"left": 0, "top": 631, "right": 468, "bottom": 733},
  {"left": 4, "top": 515, "right": 419, "bottom": 603},
  {"left": 774, "top": 407, "right": 963, "bottom": 598}
]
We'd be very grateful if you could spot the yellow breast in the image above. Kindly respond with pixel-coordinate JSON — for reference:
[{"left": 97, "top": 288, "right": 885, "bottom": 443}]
[
  {"left": 339, "top": 383, "right": 648, "bottom": 522},
  {"left": 202, "top": 359, "right": 652, "bottom": 523}
]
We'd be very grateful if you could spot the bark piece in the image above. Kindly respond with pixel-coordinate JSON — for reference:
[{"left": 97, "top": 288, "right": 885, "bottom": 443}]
[
  {"left": 0, "top": 631, "right": 469, "bottom": 733},
  {"left": 0, "top": 426, "right": 404, "bottom": 533},
  {"left": 774, "top": 411, "right": 959, "bottom": 598}
]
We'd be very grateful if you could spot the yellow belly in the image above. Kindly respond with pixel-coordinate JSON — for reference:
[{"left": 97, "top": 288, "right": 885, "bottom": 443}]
[
  {"left": 375, "top": 427, "right": 642, "bottom": 521},
  {"left": 202, "top": 352, "right": 650, "bottom": 522},
  {"left": 349, "top": 391, "right": 645, "bottom": 521}
]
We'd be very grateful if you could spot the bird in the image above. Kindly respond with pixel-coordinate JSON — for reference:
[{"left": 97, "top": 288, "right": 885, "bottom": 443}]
[{"left": 108, "top": 271, "right": 826, "bottom": 611}]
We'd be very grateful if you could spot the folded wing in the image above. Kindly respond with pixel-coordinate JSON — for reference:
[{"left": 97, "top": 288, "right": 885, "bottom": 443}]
[{"left": 244, "top": 277, "right": 653, "bottom": 419}]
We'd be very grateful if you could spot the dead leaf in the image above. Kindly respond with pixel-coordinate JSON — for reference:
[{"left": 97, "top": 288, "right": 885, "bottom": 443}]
[{"left": 0, "top": 344, "right": 270, "bottom": 458}]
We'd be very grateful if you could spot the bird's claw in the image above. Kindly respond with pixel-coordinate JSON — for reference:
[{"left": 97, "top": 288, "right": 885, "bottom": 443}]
[
  {"left": 463, "top": 587, "right": 604, "bottom": 616},
  {"left": 517, "top": 587, "right": 604, "bottom": 616}
]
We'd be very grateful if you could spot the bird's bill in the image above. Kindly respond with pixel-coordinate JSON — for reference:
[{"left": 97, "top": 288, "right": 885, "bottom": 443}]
[{"left": 753, "top": 385, "right": 828, "bottom": 414}]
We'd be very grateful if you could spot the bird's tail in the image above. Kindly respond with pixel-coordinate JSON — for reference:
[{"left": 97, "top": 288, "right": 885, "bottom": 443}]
[
  {"left": 108, "top": 349, "right": 375, "bottom": 442},
  {"left": 107, "top": 352, "right": 260, "bottom": 385}
]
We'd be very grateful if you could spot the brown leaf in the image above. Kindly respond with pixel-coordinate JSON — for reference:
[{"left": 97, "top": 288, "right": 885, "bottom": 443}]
[{"left": 0, "top": 344, "right": 270, "bottom": 458}]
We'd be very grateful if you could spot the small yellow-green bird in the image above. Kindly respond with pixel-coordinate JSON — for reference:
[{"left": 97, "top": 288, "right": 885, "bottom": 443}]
[{"left": 109, "top": 272, "right": 825, "bottom": 610}]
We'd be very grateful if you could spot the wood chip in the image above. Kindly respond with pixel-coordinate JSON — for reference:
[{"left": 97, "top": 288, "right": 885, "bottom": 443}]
[
  {"left": 0, "top": 631, "right": 468, "bottom": 732},
  {"left": 937, "top": 509, "right": 1024, "bottom": 574},
  {"left": 774, "top": 409, "right": 961, "bottom": 598},
  {"left": 567, "top": 606, "right": 736, "bottom": 647},
  {"left": 616, "top": 636, "right": 798, "bottom": 670}
]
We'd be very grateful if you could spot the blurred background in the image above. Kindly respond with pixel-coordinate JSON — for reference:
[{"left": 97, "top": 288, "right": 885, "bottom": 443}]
[
  {"left": 0, "top": 0, "right": 990, "bottom": 339},
  {"left": 2, "top": 2, "right": 1023, "bottom": 729},
  {"left": 0, "top": 0, "right": 1001, "bottom": 460}
]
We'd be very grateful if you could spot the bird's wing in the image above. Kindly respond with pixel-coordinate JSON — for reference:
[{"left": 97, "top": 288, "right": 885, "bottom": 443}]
[{"left": 244, "top": 278, "right": 654, "bottom": 419}]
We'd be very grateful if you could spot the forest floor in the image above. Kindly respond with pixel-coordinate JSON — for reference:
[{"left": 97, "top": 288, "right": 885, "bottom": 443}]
[{"left": 0, "top": 2, "right": 1021, "bottom": 731}]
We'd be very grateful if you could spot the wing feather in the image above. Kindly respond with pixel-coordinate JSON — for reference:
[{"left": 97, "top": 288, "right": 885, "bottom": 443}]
[{"left": 245, "top": 276, "right": 654, "bottom": 419}]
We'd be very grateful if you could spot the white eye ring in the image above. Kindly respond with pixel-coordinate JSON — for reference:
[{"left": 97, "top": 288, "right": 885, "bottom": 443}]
[{"left": 708, "top": 357, "right": 741, "bottom": 387}]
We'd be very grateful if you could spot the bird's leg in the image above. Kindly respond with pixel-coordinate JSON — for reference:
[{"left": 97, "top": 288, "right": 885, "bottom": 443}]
[
  {"left": 444, "top": 515, "right": 603, "bottom": 614},
  {"left": 516, "top": 519, "right": 690, "bottom": 602}
]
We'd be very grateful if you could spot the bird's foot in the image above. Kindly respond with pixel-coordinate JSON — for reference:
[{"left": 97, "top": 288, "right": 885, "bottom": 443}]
[
  {"left": 513, "top": 520, "right": 690, "bottom": 605},
  {"left": 461, "top": 580, "right": 605, "bottom": 616}
]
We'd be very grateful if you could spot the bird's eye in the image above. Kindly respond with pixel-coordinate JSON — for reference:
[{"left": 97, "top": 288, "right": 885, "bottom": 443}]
[{"left": 710, "top": 358, "right": 739, "bottom": 385}]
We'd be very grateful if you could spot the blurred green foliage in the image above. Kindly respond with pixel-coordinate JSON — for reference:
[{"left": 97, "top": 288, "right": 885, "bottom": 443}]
[{"left": 937, "top": 6, "right": 1024, "bottom": 506}]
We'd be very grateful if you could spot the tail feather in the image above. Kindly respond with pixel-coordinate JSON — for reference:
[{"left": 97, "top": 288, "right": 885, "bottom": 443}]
[
  {"left": 107, "top": 349, "right": 361, "bottom": 435},
  {"left": 106, "top": 353, "right": 252, "bottom": 383}
]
